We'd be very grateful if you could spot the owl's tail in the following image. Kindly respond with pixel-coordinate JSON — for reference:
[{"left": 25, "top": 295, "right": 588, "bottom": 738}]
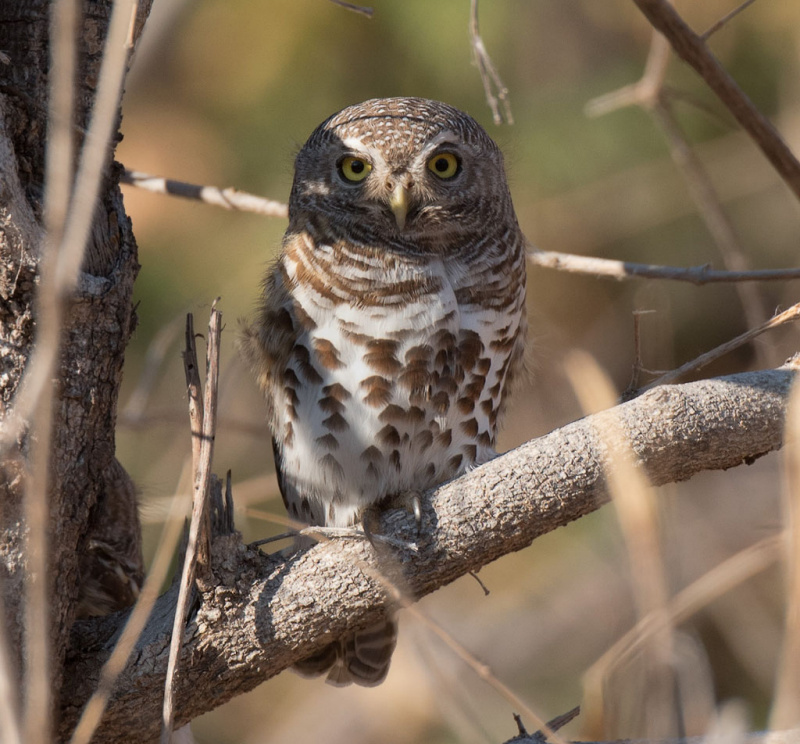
[{"left": 292, "top": 617, "right": 398, "bottom": 687}]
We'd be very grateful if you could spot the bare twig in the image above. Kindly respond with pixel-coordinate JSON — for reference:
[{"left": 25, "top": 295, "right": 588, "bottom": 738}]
[
  {"left": 503, "top": 707, "right": 581, "bottom": 744},
  {"left": 700, "top": 0, "right": 758, "bottom": 41},
  {"left": 641, "top": 302, "right": 800, "bottom": 391},
  {"left": 651, "top": 99, "right": 768, "bottom": 338},
  {"left": 624, "top": 310, "right": 657, "bottom": 400},
  {"left": 469, "top": 0, "right": 513, "bottom": 125},
  {"left": 587, "top": 26, "right": 769, "bottom": 348},
  {"left": 586, "top": 30, "right": 670, "bottom": 117},
  {"left": 631, "top": 0, "right": 800, "bottom": 201},
  {"left": 162, "top": 306, "right": 221, "bottom": 743},
  {"left": 327, "top": 0, "right": 373, "bottom": 17},
  {"left": 528, "top": 249, "right": 800, "bottom": 284},
  {"left": 120, "top": 169, "right": 289, "bottom": 218},
  {"left": 182, "top": 314, "right": 203, "bottom": 471}
]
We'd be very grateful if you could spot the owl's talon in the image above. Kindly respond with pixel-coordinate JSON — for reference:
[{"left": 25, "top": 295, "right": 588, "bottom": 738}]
[{"left": 389, "top": 490, "right": 422, "bottom": 536}]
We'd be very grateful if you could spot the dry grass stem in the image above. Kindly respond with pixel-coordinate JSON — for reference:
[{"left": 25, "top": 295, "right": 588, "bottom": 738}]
[
  {"left": 162, "top": 306, "right": 221, "bottom": 742},
  {"left": 469, "top": 0, "right": 513, "bottom": 125},
  {"left": 21, "top": 0, "right": 82, "bottom": 737},
  {"left": 527, "top": 250, "right": 800, "bottom": 284},
  {"left": 584, "top": 535, "right": 781, "bottom": 735},
  {"left": 121, "top": 169, "right": 289, "bottom": 218},
  {"left": 642, "top": 302, "right": 800, "bottom": 391},
  {"left": 770, "top": 378, "right": 800, "bottom": 729},
  {"left": 566, "top": 351, "right": 676, "bottom": 737},
  {"left": 69, "top": 459, "right": 192, "bottom": 744}
]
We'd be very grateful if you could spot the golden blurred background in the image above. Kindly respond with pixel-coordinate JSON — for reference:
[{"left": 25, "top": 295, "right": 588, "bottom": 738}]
[{"left": 114, "top": 1, "right": 800, "bottom": 742}]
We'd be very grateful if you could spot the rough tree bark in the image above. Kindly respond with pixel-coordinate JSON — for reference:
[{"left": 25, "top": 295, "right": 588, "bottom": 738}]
[{"left": 0, "top": 0, "right": 152, "bottom": 727}]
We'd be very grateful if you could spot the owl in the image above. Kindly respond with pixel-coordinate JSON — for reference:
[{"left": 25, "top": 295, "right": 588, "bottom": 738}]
[{"left": 242, "top": 97, "right": 527, "bottom": 686}]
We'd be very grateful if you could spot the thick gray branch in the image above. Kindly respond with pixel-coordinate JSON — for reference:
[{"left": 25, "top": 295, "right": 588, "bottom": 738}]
[{"left": 61, "top": 366, "right": 796, "bottom": 742}]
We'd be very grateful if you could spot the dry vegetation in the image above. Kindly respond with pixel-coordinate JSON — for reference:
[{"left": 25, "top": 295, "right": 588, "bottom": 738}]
[{"left": 2, "top": 1, "right": 800, "bottom": 743}]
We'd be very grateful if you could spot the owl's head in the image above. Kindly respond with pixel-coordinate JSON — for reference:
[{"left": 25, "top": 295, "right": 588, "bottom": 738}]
[{"left": 289, "top": 97, "right": 515, "bottom": 253}]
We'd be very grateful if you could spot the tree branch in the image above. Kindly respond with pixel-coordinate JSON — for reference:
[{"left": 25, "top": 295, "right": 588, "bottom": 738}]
[
  {"left": 631, "top": 0, "right": 800, "bottom": 201},
  {"left": 60, "top": 365, "right": 797, "bottom": 743}
]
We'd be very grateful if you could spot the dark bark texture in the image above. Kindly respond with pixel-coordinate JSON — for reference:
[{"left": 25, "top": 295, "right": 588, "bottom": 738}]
[{"left": 0, "top": 0, "right": 151, "bottom": 727}]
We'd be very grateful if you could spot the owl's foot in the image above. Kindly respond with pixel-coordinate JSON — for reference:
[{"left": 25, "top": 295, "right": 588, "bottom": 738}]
[
  {"left": 361, "top": 490, "right": 422, "bottom": 552},
  {"left": 387, "top": 490, "right": 422, "bottom": 535}
]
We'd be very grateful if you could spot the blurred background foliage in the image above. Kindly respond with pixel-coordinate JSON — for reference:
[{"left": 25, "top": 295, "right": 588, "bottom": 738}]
[{"left": 114, "top": 1, "right": 800, "bottom": 742}]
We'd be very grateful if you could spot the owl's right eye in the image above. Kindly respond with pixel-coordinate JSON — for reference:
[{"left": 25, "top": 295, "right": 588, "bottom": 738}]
[{"left": 338, "top": 156, "right": 372, "bottom": 183}]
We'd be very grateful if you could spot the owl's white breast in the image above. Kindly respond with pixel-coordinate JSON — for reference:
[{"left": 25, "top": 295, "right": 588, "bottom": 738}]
[{"left": 276, "top": 245, "right": 518, "bottom": 528}]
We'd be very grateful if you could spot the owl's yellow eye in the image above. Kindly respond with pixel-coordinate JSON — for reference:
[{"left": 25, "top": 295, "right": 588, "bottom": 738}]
[
  {"left": 339, "top": 156, "right": 372, "bottom": 182},
  {"left": 427, "top": 152, "right": 460, "bottom": 179}
]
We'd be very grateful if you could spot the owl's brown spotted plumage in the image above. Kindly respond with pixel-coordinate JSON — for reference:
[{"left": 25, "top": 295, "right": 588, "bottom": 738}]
[{"left": 242, "top": 97, "right": 527, "bottom": 686}]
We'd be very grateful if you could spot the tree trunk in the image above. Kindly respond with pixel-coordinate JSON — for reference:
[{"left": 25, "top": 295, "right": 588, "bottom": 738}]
[{"left": 0, "top": 0, "right": 150, "bottom": 729}]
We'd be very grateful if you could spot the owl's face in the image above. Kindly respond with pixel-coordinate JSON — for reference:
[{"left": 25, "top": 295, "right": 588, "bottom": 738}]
[{"left": 288, "top": 98, "right": 514, "bottom": 253}]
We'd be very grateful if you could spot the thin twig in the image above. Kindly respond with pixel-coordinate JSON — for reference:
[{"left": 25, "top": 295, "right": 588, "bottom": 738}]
[
  {"left": 641, "top": 301, "right": 800, "bottom": 391},
  {"left": 586, "top": 30, "right": 670, "bottom": 117},
  {"left": 528, "top": 249, "right": 800, "bottom": 284},
  {"left": 624, "top": 309, "right": 656, "bottom": 398},
  {"left": 162, "top": 305, "right": 221, "bottom": 743},
  {"left": 327, "top": 0, "right": 373, "bottom": 17},
  {"left": 651, "top": 99, "right": 768, "bottom": 338},
  {"left": 121, "top": 169, "right": 289, "bottom": 218},
  {"left": 700, "top": 0, "right": 758, "bottom": 41},
  {"left": 632, "top": 0, "right": 800, "bottom": 201},
  {"left": 469, "top": 0, "right": 513, "bottom": 125},
  {"left": 588, "top": 26, "right": 769, "bottom": 359},
  {"left": 407, "top": 604, "right": 570, "bottom": 744},
  {"left": 182, "top": 314, "right": 203, "bottom": 471}
]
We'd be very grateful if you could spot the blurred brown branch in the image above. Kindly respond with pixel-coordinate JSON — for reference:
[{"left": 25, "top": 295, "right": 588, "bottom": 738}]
[
  {"left": 631, "top": 0, "right": 800, "bottom": 201},
  {"left": 60, "top": 364, "right": 797, "bottom": 741}
]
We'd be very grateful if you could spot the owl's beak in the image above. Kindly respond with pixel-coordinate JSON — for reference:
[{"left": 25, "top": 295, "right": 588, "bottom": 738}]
[{"left": 389, "top": 183, "right": 409, "bottom": 230}]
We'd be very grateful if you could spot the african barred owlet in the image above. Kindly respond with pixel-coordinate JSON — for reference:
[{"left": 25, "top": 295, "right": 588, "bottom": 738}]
[{"left": 242, "top": 97, "right": 527, "bottom": 686}]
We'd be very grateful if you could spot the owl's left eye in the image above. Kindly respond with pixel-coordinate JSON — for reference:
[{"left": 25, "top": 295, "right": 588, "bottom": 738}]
[
  {"left": 427, "top": 152, "right": 460, "bottom": 179},
  {"left": 338, "top": 156, "right": 372, "bottom": 183}
]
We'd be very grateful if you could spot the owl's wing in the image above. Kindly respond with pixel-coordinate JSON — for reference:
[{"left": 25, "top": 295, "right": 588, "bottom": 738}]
[{"left": 239, "top": 261, "right": 296, "bottom": 434}]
